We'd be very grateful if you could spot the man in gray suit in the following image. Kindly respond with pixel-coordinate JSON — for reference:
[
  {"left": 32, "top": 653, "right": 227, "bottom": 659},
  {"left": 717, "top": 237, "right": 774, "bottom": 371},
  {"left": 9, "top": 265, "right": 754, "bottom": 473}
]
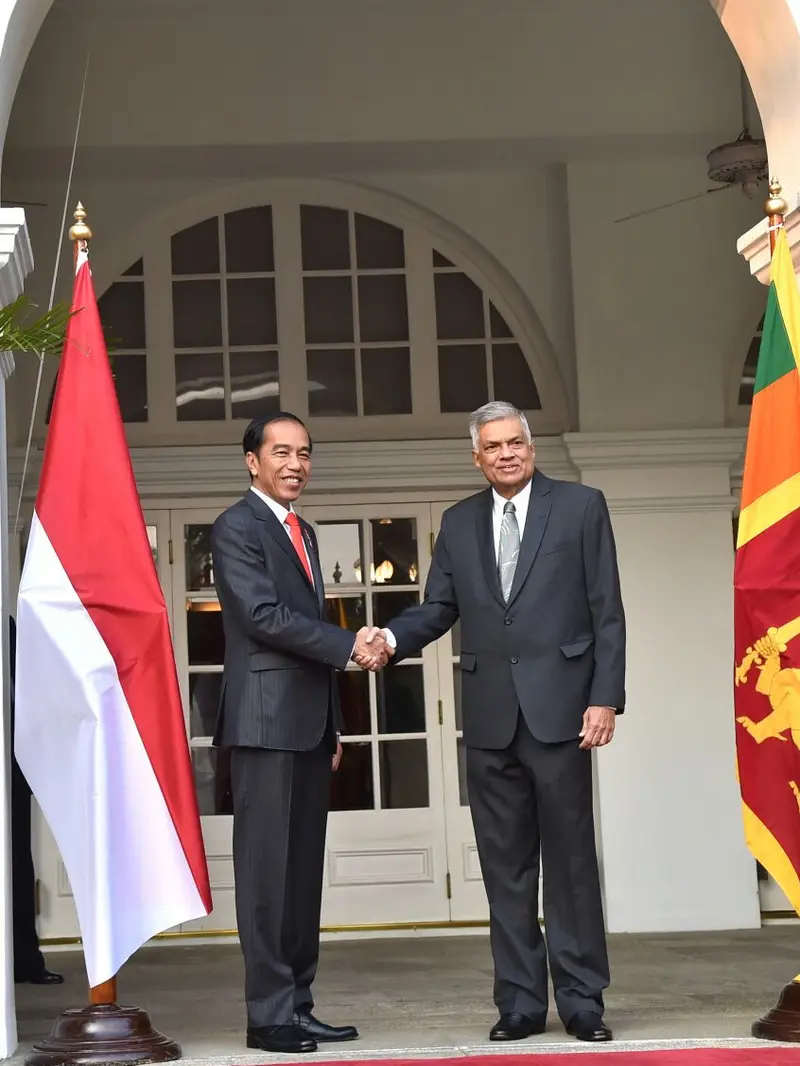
[
  {"left": 373, "top": 401, "right": 625, "bottom": 1044},
  {"left": 211, "top": 413, "right": 384, "bottom": 1055}
]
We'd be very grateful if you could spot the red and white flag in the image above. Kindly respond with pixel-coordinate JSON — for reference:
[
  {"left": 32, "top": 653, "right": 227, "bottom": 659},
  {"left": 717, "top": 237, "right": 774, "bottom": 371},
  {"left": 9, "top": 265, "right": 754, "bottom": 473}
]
[{"left": 15, "top": 245, "right": 211, "bottom": 986}]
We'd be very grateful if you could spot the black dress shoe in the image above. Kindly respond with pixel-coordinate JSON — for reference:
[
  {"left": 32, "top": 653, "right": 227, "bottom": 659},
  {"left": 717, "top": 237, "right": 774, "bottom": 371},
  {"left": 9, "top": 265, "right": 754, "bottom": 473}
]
[
  {"left": 15, "top": 969, "right": 64, "bottom": 986},
  {"left": 246, "top": 1025, "right": 317, "bottom": 1053},
  {"left": 489, "top": 1012, "right": 546, "bottom": 1041},
  {"left": 566, "top": 1010, "right": 612, "bottom": 1042},
  {"left": 294, "top": 1008, "right": 359, "bottom": 1042}
]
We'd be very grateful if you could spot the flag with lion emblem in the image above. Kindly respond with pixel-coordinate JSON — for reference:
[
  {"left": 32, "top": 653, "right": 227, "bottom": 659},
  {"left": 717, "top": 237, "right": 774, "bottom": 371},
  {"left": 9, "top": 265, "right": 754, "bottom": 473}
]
[{"left": 735, "top": 226, "right": 800, "bottom": 913}]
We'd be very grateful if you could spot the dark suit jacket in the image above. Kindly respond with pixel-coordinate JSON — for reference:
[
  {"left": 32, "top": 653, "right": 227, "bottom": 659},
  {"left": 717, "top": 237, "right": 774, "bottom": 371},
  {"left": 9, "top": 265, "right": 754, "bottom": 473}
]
[
  {"left": 389, "top": 471, "right": 626, "bottom": 749},
  {"left": 210, "top": 491, "right": 354, "bottom": 752}
]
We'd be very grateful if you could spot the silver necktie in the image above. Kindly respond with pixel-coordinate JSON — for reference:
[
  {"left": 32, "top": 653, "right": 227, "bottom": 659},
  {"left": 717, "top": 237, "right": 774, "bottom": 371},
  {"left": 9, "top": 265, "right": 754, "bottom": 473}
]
[{"left": 497, "top": 500, "right": 520, "bottom": 603}]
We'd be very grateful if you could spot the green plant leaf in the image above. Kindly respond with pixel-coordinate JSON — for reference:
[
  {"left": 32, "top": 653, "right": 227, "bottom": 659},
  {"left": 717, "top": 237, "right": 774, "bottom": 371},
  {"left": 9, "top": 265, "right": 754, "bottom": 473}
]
[{"left": 0, "top": 295, "right": 75, "bottom": 356}]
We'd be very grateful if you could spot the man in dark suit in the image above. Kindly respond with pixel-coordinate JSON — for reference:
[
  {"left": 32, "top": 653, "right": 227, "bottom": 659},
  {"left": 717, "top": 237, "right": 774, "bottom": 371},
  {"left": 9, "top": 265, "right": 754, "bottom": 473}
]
[
  {"left": 211, "top": 413, "right": 383, "bottom": 1054},
  {"left": 374, "top": 401, "right": 625, "bottom": 1044},
  {"left": 9, "top": 616, "right": 63, "bottom": 986}
]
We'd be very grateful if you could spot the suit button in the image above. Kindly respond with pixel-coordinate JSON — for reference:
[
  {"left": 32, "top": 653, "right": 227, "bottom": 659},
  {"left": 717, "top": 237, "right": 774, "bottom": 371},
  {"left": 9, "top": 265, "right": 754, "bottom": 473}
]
[
  {"left": 504, "top": 618, "right": 513, "bottom": 626},
  {"left": 510, "top": 656, "right": 519, "bottom": 664},
  {"left": 324, "top": 658, "right": 331, "bottom": 665}
]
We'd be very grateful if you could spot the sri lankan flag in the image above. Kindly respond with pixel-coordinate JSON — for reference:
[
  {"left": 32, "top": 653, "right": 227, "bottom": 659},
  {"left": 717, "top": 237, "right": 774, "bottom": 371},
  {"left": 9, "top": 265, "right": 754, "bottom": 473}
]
[{"left": 735, "top": 227, "right": 800, "bottom": 914}]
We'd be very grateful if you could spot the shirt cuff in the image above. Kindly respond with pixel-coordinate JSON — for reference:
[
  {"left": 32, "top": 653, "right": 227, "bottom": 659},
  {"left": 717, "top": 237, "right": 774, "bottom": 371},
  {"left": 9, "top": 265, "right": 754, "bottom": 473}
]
[{"left": 383, "top": 628, "right": 397, "bottom": 649}]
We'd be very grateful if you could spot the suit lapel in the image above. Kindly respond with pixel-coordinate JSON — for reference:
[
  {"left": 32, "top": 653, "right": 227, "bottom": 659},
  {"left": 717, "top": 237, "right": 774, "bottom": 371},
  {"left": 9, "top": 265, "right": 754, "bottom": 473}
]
[
  {"left": 244, "top": 491, "right": 316, "bottom": 594},
  {"left": 476, "top": 489, "right": 505, "bottom": 607},
  {"left": 301, "top": 518, "right": 326, "bottom": 617},
  {"left": 507, "top": 470, "right": 552, "bottom": 606}
]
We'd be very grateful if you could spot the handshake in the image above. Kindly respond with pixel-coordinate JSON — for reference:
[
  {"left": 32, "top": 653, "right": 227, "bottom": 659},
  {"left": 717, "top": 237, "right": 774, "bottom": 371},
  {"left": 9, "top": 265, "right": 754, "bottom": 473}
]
[{"left": 351, "top": 627, "right": 394, "bottom": 672}]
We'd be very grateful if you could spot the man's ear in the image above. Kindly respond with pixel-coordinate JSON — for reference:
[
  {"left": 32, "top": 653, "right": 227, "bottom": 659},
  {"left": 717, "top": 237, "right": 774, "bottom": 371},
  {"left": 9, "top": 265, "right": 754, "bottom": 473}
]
[{"left": 472, "top": 450, "right": 481, "bottom": 470}]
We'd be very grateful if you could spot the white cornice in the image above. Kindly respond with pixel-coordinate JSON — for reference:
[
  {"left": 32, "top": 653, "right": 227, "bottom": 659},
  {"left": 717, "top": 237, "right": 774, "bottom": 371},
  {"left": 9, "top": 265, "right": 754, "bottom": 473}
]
[
  {"left": 7, "top": 436, "right": 577, "bottom": 501},
  {"left": 0, "top": 208, "right": 33, "bottom": 325},
  {"left": 737, "top": 208, "right": 800, "bottom": 286},
  {"left": 564, "top": 429, "right": 746, "bottom": 471}
]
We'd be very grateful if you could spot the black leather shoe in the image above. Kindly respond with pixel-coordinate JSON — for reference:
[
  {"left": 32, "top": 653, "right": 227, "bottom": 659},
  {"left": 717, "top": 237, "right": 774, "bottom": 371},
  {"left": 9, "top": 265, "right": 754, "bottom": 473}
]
[
  {"left": 246, "top": 1025, "right": 317, "bottom": 1053},
  {"left": 566, "top": 1011, "right": 613, "bottom": 1042},
  {"left": 15, "top": 969, "right": 64, "bottom": 986},
  {"left": 294, "top": 1008, "right": 359, "bottom": 1042},
  {"left": 489, "top": 1012, "right": 546, "bottom": 1041}
]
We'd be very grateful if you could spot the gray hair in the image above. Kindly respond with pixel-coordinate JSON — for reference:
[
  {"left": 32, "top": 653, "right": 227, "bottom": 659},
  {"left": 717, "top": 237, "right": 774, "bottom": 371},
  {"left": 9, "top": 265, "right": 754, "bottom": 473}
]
[{"left": 469, "top": 401, "right": 532, "bottom": 450}]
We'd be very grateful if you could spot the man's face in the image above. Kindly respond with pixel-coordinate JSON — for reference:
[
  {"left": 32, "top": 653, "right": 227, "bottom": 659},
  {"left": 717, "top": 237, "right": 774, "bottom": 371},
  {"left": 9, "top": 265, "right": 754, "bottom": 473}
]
[
  {"left": 246, "top": 420, "right": 312, "bottom": 505},
  {"left": 473, "top": 416, "right": 535, "bottom": 498}
]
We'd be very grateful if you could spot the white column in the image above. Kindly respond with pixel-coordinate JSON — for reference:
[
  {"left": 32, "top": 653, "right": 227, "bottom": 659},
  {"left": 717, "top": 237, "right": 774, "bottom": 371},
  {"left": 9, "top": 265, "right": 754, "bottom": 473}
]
[
  {"left": 565, "top": 429, "right": 761, "bottom": 933},
  {"left": 0, "top": 208, "right": 33, "bottom": 1059}
]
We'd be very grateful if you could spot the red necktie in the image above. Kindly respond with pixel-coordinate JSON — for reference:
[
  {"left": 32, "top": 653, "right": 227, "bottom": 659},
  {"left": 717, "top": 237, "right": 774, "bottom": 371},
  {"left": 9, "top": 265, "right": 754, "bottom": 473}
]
[{"left": 285, "top": 512, "right": 314, "bottom": 585}]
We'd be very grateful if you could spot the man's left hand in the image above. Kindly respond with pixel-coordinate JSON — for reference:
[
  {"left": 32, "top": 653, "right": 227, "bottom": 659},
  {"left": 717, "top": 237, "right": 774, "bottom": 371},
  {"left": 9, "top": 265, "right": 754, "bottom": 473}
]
[
  {"left": 579, "top": 706, "right": 615, "bottom": 749},
  {"left": 333, "top": 739, "right": 343, "bottom": 771}
]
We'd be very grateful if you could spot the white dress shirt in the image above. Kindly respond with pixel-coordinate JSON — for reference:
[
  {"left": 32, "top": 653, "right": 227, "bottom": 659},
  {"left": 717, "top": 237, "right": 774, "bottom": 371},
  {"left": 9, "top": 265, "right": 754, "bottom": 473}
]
[{"left": 249, "top": 485, "right": 313, "bottom": 582}]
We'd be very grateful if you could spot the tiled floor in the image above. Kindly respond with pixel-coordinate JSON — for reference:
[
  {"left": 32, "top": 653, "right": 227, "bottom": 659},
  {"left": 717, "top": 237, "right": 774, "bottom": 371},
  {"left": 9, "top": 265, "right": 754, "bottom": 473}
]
[{"left": 12, "top": 929, "right": 800, "bottom": 1062}]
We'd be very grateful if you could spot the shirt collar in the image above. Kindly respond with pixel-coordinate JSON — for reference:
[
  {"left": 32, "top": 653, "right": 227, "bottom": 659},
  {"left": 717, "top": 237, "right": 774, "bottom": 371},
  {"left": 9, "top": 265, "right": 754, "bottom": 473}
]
[
  {"left": 492, "top": 476, "right": 533, "bottom": 516},
  {"left": 250, "top": 484, "right": 295, "bottom": 526}
]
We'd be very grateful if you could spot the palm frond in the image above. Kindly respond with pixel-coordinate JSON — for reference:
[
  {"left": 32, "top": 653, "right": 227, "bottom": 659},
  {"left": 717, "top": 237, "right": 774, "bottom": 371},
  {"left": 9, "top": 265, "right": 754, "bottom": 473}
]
[{"left": 0, "top": 296, "right": 74, "bottom": 356}]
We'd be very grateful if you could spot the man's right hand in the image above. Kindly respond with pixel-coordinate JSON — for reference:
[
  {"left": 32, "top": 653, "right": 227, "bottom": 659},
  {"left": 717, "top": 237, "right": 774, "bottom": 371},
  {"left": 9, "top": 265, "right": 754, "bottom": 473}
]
[{"left": 352, "top": 627, "right": 393, "bottom": 671}]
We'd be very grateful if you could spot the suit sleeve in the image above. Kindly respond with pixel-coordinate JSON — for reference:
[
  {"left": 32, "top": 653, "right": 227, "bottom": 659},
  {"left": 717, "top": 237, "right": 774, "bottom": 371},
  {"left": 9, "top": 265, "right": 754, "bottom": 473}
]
[
  {"left": 386, "top": 512, "right": 460, "bottom": 660},
  {"left": 211, "top": 509, "right": 354, "bottom": 671},
  {"left": 583, "top": 489, "right": 626, "bottom": 711}
]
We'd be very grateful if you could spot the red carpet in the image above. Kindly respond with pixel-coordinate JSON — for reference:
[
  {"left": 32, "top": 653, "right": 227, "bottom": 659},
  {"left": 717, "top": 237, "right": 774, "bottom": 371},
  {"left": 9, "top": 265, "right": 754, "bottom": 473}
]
[{"left": 293, "top": 1053, "right": 800, "bottom": 1065}]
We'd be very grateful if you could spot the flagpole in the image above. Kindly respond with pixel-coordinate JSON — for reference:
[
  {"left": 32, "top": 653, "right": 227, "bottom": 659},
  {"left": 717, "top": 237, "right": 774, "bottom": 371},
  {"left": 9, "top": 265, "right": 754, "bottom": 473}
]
[
  {"left": 25, "top": 204, "right": 181, "bottom": 1066},
  {"left": 765, "top": 177, "right": 788, "bottom": 256}
]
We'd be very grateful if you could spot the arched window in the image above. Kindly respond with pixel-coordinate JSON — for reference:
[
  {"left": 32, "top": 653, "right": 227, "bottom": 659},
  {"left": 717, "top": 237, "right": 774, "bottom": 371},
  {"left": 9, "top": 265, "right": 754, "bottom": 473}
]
[{"left": 46, "top": 193, "right": 559, "bottom": 439}]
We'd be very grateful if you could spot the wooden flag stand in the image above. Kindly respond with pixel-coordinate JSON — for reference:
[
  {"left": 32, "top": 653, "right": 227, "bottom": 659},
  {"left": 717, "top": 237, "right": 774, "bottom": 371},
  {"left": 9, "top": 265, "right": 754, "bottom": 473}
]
[
  {"left": 23, "top": 205, "right": 182, "bottom": 1066},
  {"left": 745, "top": 178, "right": 800, "bottom": 1044}
]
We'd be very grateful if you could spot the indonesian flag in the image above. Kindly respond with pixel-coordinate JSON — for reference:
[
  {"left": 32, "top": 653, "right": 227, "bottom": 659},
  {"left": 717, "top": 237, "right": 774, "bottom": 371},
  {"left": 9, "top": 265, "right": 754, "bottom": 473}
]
[{"left": 15, "top": 245, "right": 211, "bottom": 986}]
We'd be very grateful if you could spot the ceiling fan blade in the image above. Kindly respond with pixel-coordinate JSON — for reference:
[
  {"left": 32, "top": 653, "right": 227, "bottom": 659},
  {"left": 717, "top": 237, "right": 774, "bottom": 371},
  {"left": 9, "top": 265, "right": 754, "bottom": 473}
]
[
  {"left": 614, "top": 185, "right": 731, "bottom": 224},
  {"left": 1, "top": 200, "right": 47, "bottom": 208}
]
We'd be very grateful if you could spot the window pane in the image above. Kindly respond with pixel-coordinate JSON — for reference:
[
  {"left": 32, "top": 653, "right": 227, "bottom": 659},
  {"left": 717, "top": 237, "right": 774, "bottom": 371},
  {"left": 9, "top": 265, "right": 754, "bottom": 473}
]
[
  {"left": 371, "top": 518, "right": 418, "bottom": 587},
  {"left": 324, "top": 595, "right": 367, "bottom": 633},
  {"left": 335, "top": 669, "right": 371, "bottom": 737},
  {"left": 111, "top": 354, "right": 148, "bottom": 423},
  {"left": 185, "top": 525, "right": 215, "bottom": 589},
  {"left": 187, "top": 603, "right": 224, "bottom": 666},
  {"left": 331, "top": 740, "right": 374, "bottom": 811},
  {"left": 301, "top": 206, "right": 350, "bottom": 270},
  {"left": 304, "top": 277, "right": 354, "bottom": 344},
  {"left": 173, "top": 280, "right": 222, "bottom": 348},
  {"left": 492, "top": 343, "right": 541, "bottom": 410},
  {"left": 438, "top": 344, "right": 488, "bottom": 413},
  {"left": 315, "top": 521, "right": 365, "bottom": 587},
  {"left": 435, "top": 272, "right": 485, "bottom": 339},
  {"left": 739, "top": 334, "right": 760, "bottom": 406},
  {"left": 147, "top": 525, "right": 158, "bottom": 566},
  {"left": 355, "top": 214, "right": 405, "bottom": 269},
  {"left": 176, "top": 352, "right": 225, "bottom": 421},
  {"left": 489, "top": 302, "right": 513, "bottom": 338},
  {"left": 227, "top": 278, "right": 277, "bottom": 346},
  {"left": 358, "top": 275, "right": 409, "bottom": 343},
  {"left": 189, "top": 672, "right": 223, "bottom": 739},
  {"left": 225, "top": 206, "right": 274, "bottom": 273},
  {"left": 362, "top": 347, "right": 412, "bottom": 415},
  {"left": 99, "top": 281, "right": 146, "bottom": 350},
  {"left": 376, "top": 665, "right": 426, "bottom": 734},
  {"left": 122, "top": 259, "right": 144, "bottom": 277},
  {"left": 433, "top": 250, "right": 454, "bottom": 268},
  {"left": 230, "top": 350, "right": 280, "bottom": 421},
  {"left": 192, "top": 747, "right": 231, "bottom": 816},
  {"left": 373, "top": 590, "right": 419, "bottom": 632},
  {"left": 307, "top": 349, "right": 358, "bottom": 416},
  {"left": 379, "top": 740, "right": 429, "bottom": 809},
  {"left": 172, "top": 218, "right": 220, "bottom": 275}
]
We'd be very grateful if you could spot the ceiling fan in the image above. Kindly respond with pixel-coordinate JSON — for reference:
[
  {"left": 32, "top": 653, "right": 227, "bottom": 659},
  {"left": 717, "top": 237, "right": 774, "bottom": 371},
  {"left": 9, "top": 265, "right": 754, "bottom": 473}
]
[{"left": 614, "top": 67, "right": 767, "bottom": 224}]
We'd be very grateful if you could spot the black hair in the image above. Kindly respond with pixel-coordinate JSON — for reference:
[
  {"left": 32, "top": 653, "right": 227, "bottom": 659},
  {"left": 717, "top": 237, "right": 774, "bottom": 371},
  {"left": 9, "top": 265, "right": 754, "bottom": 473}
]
[{"left": 242, "top": 412, "right": 313, "bottom": 457}]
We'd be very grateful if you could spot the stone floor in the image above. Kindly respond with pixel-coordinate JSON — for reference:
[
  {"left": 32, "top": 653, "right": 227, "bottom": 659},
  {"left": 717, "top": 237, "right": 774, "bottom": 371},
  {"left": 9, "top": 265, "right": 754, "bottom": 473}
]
[{"left": 12, "top": 928, "right": 800, "bottom": 1062}]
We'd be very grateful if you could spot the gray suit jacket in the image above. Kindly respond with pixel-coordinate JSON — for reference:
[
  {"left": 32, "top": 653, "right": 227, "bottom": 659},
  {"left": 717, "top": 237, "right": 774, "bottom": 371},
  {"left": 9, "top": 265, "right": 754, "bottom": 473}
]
[
  {"left": 211, "top": 491, "right": 354, "bottom": 751},
  {"left": 388, "top": 471, "right": 626, "bottom": 748}
]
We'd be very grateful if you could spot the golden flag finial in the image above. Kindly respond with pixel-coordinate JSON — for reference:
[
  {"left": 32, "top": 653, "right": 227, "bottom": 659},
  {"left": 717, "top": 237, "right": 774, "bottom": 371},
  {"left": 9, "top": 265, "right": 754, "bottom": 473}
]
[
  {"left": 765, "top": 178, "right": 788, "bottom": 219},
  {"left": 69, "top": 201, "right": 92, "bottom": 243}
]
